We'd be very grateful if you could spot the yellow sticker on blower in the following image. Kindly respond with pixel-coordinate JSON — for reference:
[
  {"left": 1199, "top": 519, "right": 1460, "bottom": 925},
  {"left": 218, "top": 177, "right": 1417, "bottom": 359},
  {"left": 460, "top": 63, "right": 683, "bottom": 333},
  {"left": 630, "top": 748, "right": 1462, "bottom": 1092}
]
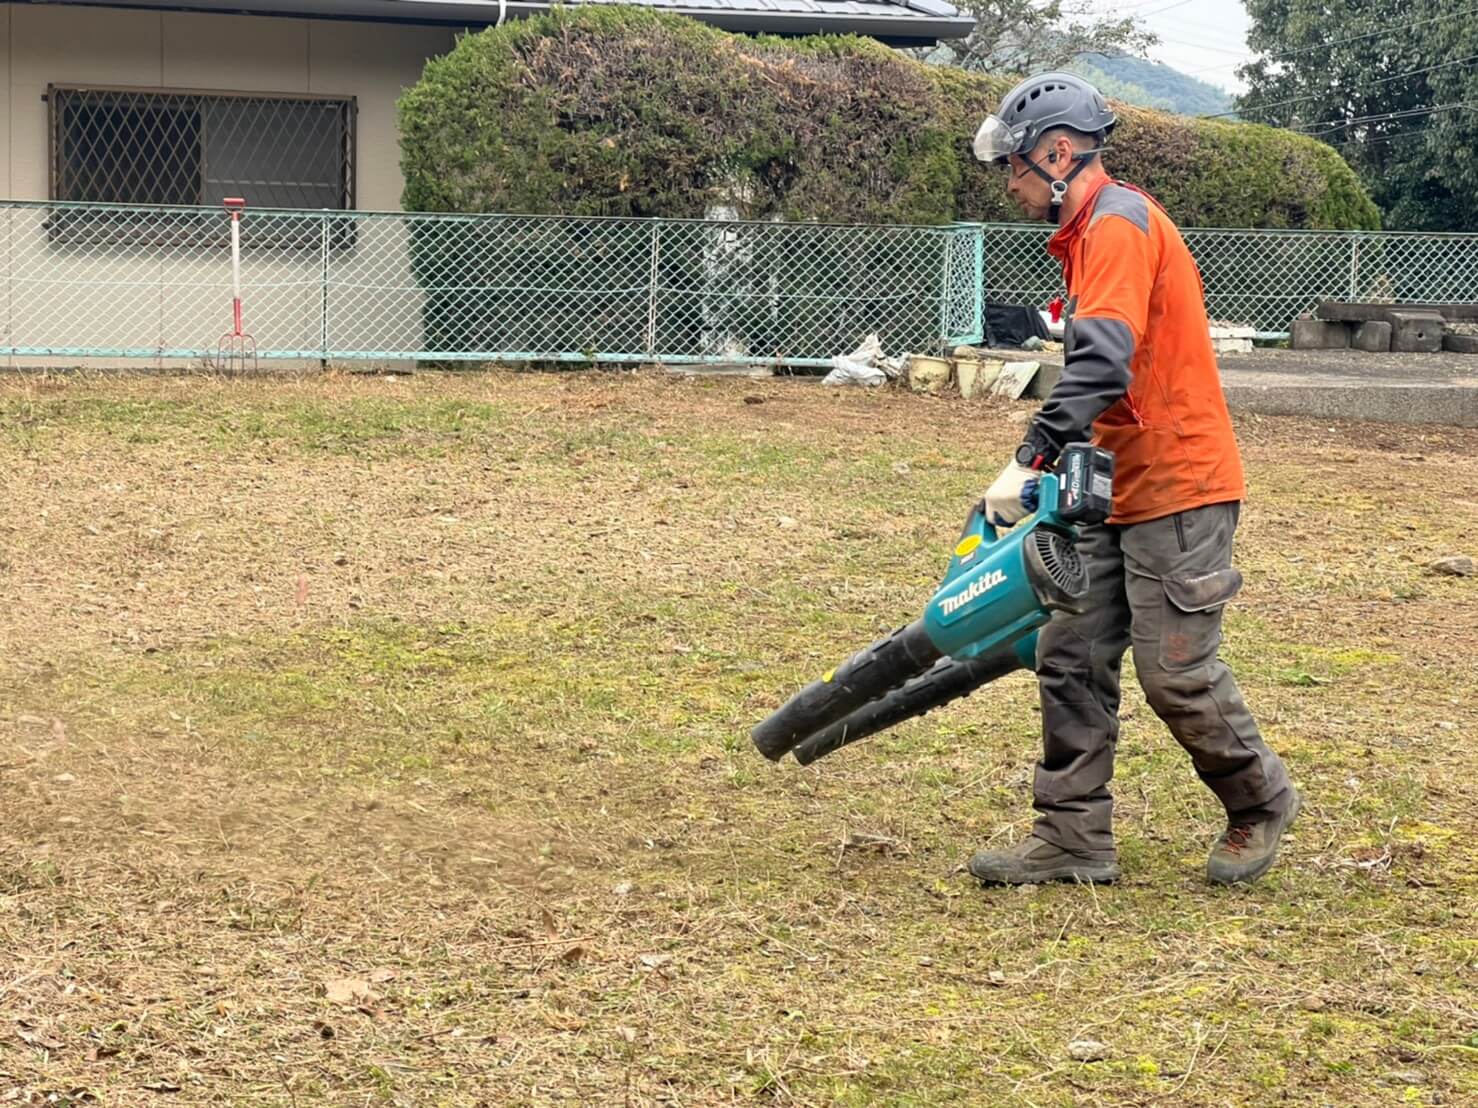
[
  {"left": 823, "top": 669, "right": 836, "bottom": 682},
  {"left": 955, "top": 534, "right": 983, "bottom": 558}
]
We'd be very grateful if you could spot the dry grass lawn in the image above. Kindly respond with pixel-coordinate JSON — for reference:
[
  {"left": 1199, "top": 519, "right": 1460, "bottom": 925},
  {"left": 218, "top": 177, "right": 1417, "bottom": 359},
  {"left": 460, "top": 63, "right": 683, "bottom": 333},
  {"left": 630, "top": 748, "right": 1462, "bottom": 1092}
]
[{"left": 1, "top": 368, "right": 1475, "bottom": 1106}]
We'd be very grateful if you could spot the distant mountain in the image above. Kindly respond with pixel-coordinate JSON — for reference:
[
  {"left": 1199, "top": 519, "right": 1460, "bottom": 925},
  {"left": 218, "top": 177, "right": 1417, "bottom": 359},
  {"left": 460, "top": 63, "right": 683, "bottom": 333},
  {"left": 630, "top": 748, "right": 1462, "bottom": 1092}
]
[{"left": 1068, "top": 53, "right": 1235, "bottom": 118}]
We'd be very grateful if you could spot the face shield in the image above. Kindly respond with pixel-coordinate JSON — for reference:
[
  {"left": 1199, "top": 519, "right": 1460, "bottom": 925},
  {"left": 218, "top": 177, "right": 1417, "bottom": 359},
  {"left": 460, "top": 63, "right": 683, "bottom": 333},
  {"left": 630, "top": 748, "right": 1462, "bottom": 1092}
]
[{"left": 973, "top": 115, "right": 1028, "bottom": 165}]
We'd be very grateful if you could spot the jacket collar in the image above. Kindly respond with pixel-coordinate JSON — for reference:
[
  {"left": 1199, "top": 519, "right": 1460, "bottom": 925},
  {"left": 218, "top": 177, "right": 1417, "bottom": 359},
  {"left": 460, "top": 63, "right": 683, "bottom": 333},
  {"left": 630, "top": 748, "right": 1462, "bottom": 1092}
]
[
  {"left": 1047, "top": 176, "right": 1117, "bottom": 263},
  {"left": 1047, "top": 178, "right": 1169, "bottom": 265}
]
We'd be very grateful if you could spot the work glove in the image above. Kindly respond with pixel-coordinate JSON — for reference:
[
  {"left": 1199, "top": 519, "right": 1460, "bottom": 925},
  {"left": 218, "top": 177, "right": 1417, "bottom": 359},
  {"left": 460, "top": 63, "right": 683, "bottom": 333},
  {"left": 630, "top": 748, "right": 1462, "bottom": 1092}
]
[{"left": 982, "top": 458, "right": 1040, "bottom": 528}]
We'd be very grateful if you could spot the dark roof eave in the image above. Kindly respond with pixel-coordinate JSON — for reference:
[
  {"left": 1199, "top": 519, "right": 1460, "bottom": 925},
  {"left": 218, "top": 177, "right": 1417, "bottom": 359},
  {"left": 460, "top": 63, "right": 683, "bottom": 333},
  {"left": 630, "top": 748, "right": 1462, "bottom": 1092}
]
[{"left": 20, "top": 0, "right": 976, "bottom": 43}]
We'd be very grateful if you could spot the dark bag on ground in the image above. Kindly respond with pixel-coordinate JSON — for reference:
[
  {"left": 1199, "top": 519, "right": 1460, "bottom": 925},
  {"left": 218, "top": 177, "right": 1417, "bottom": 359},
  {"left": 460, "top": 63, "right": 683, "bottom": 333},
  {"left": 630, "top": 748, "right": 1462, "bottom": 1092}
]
[{"left": 985, "top": 302, "right": 1051, "bottom": 348}]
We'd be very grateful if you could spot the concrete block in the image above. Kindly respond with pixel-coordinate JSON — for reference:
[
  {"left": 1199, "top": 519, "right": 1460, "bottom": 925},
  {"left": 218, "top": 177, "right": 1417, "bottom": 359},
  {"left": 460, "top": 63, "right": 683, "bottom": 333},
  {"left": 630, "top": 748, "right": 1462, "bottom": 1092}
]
[
  {"left": 1316, "top": 301, "right": 1395, "bottom": 323},
  {"left": 907, "top": 354, "right": 951, "bottom": 394},
  {"left": 955, "top": 356, "right": 1004, "bottom": 399},
  {"left": 1209, "top": 325, "right": 1258, "bottom": 340},
  {"left": 989, "top": 360, "right": 1040, "bottom": 399},
  {"left": 1025, "top": 361, "right": 1064, "bottom": 400},
  {"left": 1291, "top": 318, "right": 1349, "bottom": 350},
  {"left": 1443, "top": 333, "right": 1478, "bottom": 354},
  {"left": 1386, "top": 310, "right": 1445, "bottom": 354},
  {"left": 1352, "top": 320, "right": 1392, "bottom": 353},
  {"left": 1319, "top": 300, "right": 1478, "bottom": 323}
]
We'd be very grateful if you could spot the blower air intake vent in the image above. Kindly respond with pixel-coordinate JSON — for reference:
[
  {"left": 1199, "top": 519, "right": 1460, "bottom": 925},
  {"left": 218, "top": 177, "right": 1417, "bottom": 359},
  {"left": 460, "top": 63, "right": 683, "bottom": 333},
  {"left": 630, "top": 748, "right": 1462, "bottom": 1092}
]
[{"left": 1028, "top": 527, "right": 1089, "bottom": 609}]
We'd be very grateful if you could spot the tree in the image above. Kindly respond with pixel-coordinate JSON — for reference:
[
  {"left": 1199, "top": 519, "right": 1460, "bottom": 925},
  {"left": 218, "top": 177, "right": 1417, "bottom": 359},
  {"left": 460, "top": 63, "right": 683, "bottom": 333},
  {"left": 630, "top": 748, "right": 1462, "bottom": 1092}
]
[
  {"left": 1237, "top": 0, "right": 1478, "bottom": 230},
  {"left": 922, "top": 0, "right": 1156, "bottom": 74}
]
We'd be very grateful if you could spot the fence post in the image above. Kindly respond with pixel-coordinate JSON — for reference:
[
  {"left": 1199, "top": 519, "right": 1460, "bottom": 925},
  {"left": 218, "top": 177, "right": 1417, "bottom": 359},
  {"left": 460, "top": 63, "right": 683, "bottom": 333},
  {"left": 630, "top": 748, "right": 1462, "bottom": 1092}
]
[
  {"left": 938, "top": 230, "right": 953, "bottom": 354},
  {"left": 972, "top": 225, "right": 985, "bottom": 345},
  {"left": 646, "top": 221, "right": 660, "bottom": 358},
  {"left": 1349, "top": 235, "right": 1360, "bottom": 300},
  {"left": 320, "top": 213, "right": 331, "bottom": 363}
]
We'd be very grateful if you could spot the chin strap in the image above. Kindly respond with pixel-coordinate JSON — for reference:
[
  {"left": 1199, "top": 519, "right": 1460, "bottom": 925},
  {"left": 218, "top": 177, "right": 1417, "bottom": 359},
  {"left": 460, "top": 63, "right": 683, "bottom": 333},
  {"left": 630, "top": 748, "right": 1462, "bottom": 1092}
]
[{"left": 1026, "top": 148, "right": 1105, "bottom": 223}]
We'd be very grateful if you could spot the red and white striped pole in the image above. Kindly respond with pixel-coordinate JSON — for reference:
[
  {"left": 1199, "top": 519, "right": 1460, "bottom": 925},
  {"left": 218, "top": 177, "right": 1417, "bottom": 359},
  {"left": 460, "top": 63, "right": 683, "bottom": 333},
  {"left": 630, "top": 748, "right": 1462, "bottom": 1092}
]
[{"left": 224, "top": 197, "right": 246, "bottom": 337}]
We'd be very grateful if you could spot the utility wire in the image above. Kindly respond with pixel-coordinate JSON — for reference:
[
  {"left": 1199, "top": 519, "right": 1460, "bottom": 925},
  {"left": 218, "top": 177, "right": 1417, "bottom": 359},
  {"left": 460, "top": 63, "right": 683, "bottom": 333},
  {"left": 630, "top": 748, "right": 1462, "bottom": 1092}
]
[
  {"left": 1298, "top": 99, "right": 1478, "bottom": 138},
  {"left": 1204, "top": 53, "right": 1478, "bottom": 120},
  {"left": 1338, "top": 118, "right": 1475, "bottom": 152},
  {"left": 1185, "top": 3, "right": 1478, "bottom": 75},
  {"left": 1135, "top": 0, "right": 1200, "bottom": 18}
]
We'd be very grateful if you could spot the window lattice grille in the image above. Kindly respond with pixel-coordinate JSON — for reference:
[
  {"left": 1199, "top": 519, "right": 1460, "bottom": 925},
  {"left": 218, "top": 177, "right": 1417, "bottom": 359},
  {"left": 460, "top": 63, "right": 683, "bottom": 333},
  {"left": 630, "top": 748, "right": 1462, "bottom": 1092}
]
[{"left": 50, "top": 85, "right": 355, "bottom": 210}]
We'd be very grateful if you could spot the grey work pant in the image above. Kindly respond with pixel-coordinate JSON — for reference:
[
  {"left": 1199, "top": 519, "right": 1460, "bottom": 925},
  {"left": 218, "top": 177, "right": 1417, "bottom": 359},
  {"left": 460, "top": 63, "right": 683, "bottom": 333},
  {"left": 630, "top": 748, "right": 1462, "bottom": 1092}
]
[{"left": 1032, "top": 501, "right": 1293, "bottom": 859}]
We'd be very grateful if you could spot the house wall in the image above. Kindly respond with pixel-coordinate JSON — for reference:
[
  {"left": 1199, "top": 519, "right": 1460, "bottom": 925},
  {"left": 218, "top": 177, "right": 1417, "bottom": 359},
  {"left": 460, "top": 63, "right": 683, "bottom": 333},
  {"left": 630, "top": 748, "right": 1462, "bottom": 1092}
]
[
  {"left": 1, "top": 3, "right": 457, "bottom": 208},
  {"left": 0, "top": 4, "right": 459, "bottom": 367}
]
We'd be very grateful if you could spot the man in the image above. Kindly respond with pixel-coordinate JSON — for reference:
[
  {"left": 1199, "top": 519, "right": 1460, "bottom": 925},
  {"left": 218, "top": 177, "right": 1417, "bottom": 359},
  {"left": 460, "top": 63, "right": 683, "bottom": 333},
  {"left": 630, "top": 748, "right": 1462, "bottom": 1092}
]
[{"left": 967, "top": 72, "right": 1300, "bottom": 887}]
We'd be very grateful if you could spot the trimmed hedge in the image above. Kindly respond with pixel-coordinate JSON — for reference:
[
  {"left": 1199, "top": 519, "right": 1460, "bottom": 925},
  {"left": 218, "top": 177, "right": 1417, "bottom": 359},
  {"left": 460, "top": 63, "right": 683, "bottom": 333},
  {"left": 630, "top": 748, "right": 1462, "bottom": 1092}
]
[{"left": 399, "top": 6, "right": 1380, "bottom": 231}]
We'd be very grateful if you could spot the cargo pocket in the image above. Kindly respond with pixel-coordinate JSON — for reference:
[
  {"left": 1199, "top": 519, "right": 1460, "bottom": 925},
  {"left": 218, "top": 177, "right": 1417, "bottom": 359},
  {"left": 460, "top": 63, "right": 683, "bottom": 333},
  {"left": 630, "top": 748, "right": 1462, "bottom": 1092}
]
[{"left": 1158, "top": 567, "right": 1243, "bottom": 672}]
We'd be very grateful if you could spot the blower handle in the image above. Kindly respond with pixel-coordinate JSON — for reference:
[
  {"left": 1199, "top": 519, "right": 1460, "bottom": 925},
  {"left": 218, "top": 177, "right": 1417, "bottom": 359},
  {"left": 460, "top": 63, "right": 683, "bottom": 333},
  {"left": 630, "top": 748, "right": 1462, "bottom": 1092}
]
[
  {"left": 946, "top": 476, "right": 1051, "bottom": 590},
  {"left": 963, "top": 480, "right": 1038, "bottom": 544},
  {"left": 966, "top": 442, "right": 1115, "bottom": 550},
  {"left": 1022, "top": 479, "right": 1040, "bottom": 515}
]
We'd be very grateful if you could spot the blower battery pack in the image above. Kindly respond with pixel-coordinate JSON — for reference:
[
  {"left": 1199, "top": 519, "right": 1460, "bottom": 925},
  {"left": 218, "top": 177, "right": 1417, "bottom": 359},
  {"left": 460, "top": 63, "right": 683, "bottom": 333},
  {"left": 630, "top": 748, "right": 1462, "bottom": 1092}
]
[{"left": 1054, "top": 443, "right": 1115, "bottom": 525}]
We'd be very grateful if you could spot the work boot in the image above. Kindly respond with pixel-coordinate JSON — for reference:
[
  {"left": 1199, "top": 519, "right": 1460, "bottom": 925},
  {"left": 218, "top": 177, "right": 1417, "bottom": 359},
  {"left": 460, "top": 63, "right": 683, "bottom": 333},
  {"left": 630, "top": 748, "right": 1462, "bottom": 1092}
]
[
  {"left": 968, "top": 835, "right": 1121, "bottom": 886},
  {"left": 1207, "top": 789, "right": 1302, "bottom": 886}
]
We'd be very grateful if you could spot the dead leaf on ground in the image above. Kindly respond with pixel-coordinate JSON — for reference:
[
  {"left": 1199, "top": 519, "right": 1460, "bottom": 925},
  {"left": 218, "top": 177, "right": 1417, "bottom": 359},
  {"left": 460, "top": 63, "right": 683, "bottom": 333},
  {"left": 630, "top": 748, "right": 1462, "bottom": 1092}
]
[
  {"left": 558, "top": 944, "right": 587, "bottom": 963},
  {"left": 639, "top": 953, "right": 671, "bottom": 969},
  {"left": 324, "top": 978, "right": 379, "bottom": 1007},
  {"left": 17, "top": 1022, "right": 64, "bottom": 1050},
  {"left": 141, "top": 1080, "right": 182, "bottom": 1093},
  {"left": 840, "top": 831, "right": 911, "bottom": 857},
  {"left": 1068, "top": 1038, "right": 1110, "bottom": 1062},
  {"left": 51, "top": 718, "right": 67, "bottom": 742},
  {"left": 368, "top": 967, "right": 397, "bottom": 984}
]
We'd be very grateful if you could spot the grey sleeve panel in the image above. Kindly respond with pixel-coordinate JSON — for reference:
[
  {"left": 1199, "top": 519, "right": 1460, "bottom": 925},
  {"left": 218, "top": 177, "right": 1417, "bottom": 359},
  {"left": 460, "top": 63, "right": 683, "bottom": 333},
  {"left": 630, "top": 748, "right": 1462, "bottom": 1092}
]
[
  {"left": 1090, "top": 186, "right": 1150, "bottom": 234},
  {"left": 1025, "top": 316, "right": 1135, "bottom": 462}
]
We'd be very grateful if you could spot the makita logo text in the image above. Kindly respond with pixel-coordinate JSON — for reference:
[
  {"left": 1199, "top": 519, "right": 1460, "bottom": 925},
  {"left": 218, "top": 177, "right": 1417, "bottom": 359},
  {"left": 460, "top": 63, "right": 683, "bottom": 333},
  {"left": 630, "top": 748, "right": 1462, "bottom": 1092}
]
[{"left": 941, "top": 570, "right": 1007, "bottom": 615}]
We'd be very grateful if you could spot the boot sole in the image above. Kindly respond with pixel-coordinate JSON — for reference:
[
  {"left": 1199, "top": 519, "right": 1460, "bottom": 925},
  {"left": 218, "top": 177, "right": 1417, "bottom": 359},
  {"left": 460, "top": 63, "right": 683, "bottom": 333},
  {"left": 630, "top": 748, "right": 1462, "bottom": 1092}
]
[
  {"left": 969, "top": 859, "right": 1121, "bottom": 886},
  {"left": 1207, "top": 790, "right": 1302, "bottom": 886}
]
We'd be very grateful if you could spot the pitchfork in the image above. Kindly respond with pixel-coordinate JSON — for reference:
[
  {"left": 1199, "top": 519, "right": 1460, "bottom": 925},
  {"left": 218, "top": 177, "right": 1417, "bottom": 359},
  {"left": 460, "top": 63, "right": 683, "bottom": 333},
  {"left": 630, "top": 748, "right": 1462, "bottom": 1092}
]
[{"left": 217, "top": 197, "right": 257, "bottom": 374}]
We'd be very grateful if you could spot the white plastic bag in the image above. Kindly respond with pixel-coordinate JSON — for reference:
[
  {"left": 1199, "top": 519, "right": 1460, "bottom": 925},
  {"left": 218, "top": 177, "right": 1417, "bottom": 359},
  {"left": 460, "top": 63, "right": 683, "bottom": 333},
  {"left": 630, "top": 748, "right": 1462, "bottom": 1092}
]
[
  {"left": 822, "top": 334, "right": 887, "bottom": 387},
  {"left": 822, "top": 357, "right": 886, "bottom": 387}
]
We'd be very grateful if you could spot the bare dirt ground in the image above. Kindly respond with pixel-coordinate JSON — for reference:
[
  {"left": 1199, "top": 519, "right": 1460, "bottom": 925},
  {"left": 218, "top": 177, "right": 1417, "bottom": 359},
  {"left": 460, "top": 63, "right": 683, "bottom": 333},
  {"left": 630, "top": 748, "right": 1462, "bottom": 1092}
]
[{"left": 1, "top": 369, "right": 1475, "bottom": 1106}]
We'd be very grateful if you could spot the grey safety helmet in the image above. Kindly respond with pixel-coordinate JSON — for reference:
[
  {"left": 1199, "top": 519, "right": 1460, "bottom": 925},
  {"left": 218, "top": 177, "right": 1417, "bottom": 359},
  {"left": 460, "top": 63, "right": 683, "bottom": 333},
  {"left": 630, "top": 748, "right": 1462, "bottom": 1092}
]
[{"left": 974, "top": 72, "right": 1116, "bottom": 219}]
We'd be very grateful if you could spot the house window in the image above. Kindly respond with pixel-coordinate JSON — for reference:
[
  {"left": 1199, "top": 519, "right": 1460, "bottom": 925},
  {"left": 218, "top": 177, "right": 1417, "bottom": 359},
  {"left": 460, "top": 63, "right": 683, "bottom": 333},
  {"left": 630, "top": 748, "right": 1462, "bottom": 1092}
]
[{"left": 50, "top": 85, "right": 355, "bottom": 210}]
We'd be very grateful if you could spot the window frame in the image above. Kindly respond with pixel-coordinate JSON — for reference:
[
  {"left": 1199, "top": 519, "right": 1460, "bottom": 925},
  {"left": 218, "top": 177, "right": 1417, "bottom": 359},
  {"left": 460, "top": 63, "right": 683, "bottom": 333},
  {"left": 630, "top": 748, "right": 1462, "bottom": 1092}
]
[{"left": 45, "top": 83, "right": 358, "bottom": 246}]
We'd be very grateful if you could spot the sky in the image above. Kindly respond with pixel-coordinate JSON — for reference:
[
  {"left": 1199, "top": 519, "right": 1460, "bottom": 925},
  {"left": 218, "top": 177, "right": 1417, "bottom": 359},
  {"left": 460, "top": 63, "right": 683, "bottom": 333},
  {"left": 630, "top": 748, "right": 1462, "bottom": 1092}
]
[{"left": 1084, "top": 0, "right": 1255, "bottom": 93}]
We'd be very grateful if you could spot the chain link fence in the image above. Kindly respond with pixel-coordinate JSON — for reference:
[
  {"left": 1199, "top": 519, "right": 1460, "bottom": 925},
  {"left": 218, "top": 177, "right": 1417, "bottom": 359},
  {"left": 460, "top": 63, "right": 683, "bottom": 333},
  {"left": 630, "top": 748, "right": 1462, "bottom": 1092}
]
[
  {"left": 979, "top": 223, "right": 1478, "bottom": 334},
  {"left": 0, "top": 201, "right": 982, "bottom": 366},
  {"left": 5, "top": 200, "right": 1478, "bottom": 366}
]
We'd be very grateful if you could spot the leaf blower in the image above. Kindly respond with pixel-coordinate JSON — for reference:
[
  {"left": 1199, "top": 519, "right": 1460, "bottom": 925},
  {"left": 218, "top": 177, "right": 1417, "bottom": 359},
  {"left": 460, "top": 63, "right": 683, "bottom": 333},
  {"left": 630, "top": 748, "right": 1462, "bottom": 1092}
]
[{"left": 750, "top": 443, "right": 1115, "bottom": 765}]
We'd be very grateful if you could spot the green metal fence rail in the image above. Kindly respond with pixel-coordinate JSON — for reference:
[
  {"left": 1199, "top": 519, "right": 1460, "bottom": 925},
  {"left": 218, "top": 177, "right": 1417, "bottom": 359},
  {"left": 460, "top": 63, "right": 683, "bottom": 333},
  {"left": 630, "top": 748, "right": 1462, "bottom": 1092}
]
[
  {"left": 0, "top": 201, "right": 984, "bottom": 365},
  {"left": 978, "top": 222, "right": 1478, "bottom": 335}
]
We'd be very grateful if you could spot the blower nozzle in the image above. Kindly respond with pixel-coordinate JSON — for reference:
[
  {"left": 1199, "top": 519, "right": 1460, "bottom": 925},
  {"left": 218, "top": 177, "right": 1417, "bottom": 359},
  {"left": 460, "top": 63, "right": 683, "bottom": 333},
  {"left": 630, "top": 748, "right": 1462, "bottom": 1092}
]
[{"left": 748, "top": 443, "right": 1114, "bottom": 766}]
